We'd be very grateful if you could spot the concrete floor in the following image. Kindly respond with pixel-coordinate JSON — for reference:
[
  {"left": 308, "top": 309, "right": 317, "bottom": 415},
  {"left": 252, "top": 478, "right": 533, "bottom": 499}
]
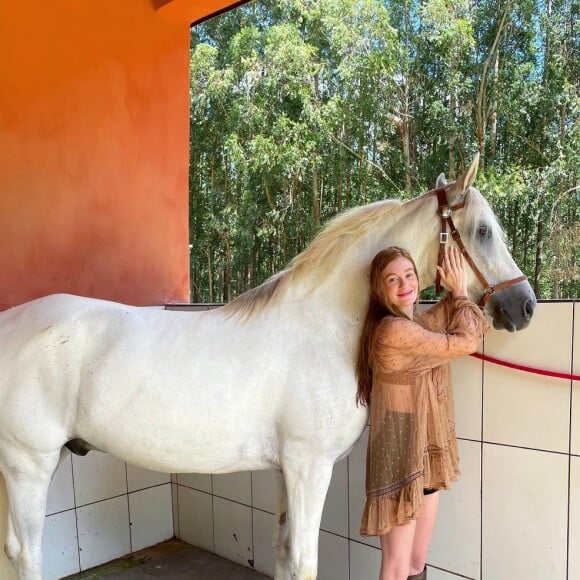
[{"left": 64, "top": 539, "right": 270, "bottom": 579}]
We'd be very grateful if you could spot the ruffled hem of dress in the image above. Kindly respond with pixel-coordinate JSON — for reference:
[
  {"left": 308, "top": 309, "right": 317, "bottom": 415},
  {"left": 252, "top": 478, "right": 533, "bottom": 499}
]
[
  {"left": 360, "top": 452, "right": 460, "bottom": 537},
  {"left": 360, "top": 475, "right": 424, "bottom": 536}
]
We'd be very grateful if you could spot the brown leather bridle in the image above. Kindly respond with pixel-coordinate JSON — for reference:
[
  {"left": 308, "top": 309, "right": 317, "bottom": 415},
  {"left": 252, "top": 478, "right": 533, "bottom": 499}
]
[{"left": 433, "top": 188, "right": 527, "bottom": 308}]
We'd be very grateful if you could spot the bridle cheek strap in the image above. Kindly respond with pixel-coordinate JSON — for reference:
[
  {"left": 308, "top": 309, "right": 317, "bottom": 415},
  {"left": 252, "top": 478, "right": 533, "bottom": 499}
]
[{"left": 433, "top": 188, "right": 527, "bottom": 308}]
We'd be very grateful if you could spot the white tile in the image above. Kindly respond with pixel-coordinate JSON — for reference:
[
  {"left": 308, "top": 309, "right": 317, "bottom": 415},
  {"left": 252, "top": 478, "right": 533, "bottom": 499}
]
[
  {"left": 481, "top": 444, "right": 567, "bottom": 580},
  {"left": 213, "top": 496, "right": 253, "bottom": 568},
  {"left": 429, "top": 440, "right": 481, "bottom": 579},
  {"left": 485, "top": 302, "right": 573, "bottom": 370},
  {"left": 46, "top": 453, "right": 75, "bottom": 515},
  {"left": 41, "top": 510, "right": 79, "bottom": 580},
  {"left": 213, "top": 471, "right": 252, "bottom": 505},
  {"left": 252, "top": 509, "right": 276, "bottom": 577},
  {"left": 72, "top": 452, "right": 127, "bottom": 506},
  {"left": 321, "top": 457, "right": 348, "bottom": 536},
  {"left": 349, "top": 540, "right": 381, "bottom": 580},
  {"left": 347, "top": 427, "right": 379, "bottom": 548},
  {"left": 483, "top": 303, "right": 572, "bottom": 452},
  {"left": 126, "top": 463, "right": 170, "bottom": 492},
  {"left": 77, "top": 495, "right": 131, "bottom": 570},
  {"left": 128, "top": 484, "right": 173, "bottom": 552},
  {"left": 252, "top": 469, "right": 279, "bottom": 514},
  {"left": 0, "top": 555, "right": 17, "bottom": 580},
  {"left": 318, "top": 531, "right": 349, "bottom": 580},
  {"left": 483, "top": 363, "right": 570, "bottom": 452},
  {"left": 568, "top": 456, "right": 580, "bottom": 580},
  {"left": 450, "top": 355, "right": 483, "bottom": 441},
  {"left": 176, "top": 472, "right": 212, "bottom": 493},
  {"left": 177, "top": 486, "right": 213, "bottom": 552}
]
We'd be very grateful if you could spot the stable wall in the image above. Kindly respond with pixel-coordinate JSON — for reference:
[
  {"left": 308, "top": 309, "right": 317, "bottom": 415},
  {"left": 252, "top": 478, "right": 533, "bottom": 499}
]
[
  {"left": 1, "top": 301, "right": 574, "bottom": 580},
  {"left": 0, "top": 0, "right": 242, "bottom": 309}
]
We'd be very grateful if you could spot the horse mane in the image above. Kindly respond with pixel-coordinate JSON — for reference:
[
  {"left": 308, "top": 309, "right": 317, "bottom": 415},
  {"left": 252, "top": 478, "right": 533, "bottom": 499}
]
[{"left": 222, "top": 199, "right": 402, "bottom": 319}]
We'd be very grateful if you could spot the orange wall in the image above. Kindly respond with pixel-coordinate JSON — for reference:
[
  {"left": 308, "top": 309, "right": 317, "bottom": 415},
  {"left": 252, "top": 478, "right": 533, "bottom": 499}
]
[{"left": 0, "top": 0, "right": 239, "bottom": 309}]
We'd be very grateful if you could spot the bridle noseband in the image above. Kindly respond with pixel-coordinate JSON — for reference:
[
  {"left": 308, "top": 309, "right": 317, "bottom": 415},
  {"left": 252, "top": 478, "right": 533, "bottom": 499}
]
[{"left": 433, "top": 188, "right": 527, "bottom": 308}]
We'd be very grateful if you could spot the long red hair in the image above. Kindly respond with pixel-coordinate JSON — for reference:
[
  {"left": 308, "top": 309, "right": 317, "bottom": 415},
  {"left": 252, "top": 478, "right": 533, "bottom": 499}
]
[{"left": 355, "top": 247, "right": 419, "bottom": 406}]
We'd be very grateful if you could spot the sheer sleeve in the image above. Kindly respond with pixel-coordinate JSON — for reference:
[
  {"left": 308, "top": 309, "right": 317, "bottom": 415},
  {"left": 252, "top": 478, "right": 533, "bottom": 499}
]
[
  {"left": 415, "top": 294, "right": 453, "bottom": 332},
  {"left": 373, "top": 298, "right": 489, "bottom": 372}
]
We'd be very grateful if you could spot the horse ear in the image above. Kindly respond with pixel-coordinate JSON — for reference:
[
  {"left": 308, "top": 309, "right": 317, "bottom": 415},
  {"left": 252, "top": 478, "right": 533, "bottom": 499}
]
[
  {"left": 435, "top": 173, "right": 447, "bottom": 189},
  {"left": 454, "top": 153, "right": 480, "bottom": 195}
]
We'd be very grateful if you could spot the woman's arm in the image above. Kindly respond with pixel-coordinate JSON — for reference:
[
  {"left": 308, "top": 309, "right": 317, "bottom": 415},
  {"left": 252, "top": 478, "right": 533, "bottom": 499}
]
[
  {"left": 375, "top": 302, "right": 488, "bottom": 370},
  {"left": 386, "top": 308, "right": 484, "bottom": 357}
]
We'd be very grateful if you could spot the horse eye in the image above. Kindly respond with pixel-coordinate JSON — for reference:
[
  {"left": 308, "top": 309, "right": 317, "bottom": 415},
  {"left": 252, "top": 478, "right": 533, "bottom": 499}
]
[{"left": 478, "top": 225, "right": 490, "bottom": 238}]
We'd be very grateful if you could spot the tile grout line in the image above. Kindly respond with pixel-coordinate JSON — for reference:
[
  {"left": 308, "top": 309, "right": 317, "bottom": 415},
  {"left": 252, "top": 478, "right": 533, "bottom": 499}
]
[
  {"left": 70, "top": 454, "right": 82, "bottom": 574},
  {"left": 346, "top": 456, "right": 352, "bottom": 580},
  {"left": 125, "top": 462, "right": 133, "bottom": 555},
  {"left": 480, "top": 337, "right": 485, "bottom": 580},
  {"left": 347, "top": 454, "right": 351, "bottom": 580},
  {"left": 566, "top": 304, "right": 575, "bottom": 580},
  {"left": 211, "top": 474, "right": 216, "bottom": 554},
  {"left": 250, "top": 472, "right": 255, "bottom": 569},
  {"left": 457, "top": 437, "right": 572, "bottom": 456},
  {"left": 176, "top": 480, "right": 181, "bottom": 541}
]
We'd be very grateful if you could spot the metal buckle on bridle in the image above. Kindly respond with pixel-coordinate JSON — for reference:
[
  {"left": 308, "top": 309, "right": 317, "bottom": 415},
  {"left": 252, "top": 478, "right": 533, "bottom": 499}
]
[
  {"left": 439, "top": 232, "right": 449, "bottom": 244},
  {"left": 439, "top": 205, "right": 452, "bottom": 218},
  {"left": 484, "top": 285, "right": 495, "bottom": 296}
]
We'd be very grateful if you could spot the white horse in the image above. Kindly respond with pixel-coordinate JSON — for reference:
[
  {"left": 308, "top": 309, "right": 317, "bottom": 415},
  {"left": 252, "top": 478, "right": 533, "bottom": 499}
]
[{"left": 0, "top": 157, "right": 535, "bottom": 580}]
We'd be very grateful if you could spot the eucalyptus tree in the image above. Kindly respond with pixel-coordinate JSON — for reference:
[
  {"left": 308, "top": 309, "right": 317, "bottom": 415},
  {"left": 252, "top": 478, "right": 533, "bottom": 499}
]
[{"left": 190, "top": 0, "right": 578, "bottom": 301}]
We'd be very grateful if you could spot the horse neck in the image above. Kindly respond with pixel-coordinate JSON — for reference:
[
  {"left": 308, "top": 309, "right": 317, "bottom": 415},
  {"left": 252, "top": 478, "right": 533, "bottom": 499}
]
[{"left": 302, "top": 193, "right": 441, "bottom": 326}]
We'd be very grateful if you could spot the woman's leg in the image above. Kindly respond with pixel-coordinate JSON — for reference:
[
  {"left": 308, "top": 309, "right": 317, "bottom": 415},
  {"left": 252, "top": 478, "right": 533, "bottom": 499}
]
[
  {"left": 379, "top": 519, "right": 416, "bottom": 580},
  {"left": 409, "top": 491, "right": 440, "bottom": 575}
]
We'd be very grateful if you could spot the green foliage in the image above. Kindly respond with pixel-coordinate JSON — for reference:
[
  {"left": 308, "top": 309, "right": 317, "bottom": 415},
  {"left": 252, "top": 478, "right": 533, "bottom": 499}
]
[{"left": 190, "top": 0, "right": 579, "bottom": 302}]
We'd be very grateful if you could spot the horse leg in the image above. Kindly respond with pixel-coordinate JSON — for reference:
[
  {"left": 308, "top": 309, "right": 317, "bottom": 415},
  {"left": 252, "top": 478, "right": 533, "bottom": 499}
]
[
  {"left": 1, "top": 450, "right": 60, "bottom": 580},
  {"left": 4, "top": 510, "right": 20, "bottom": 570},
  {"left": 273, "top": 470, "right": 290, "bottom": 578},
  {"left": 279, "top": 457, "right": 334, "bottom": 580}
]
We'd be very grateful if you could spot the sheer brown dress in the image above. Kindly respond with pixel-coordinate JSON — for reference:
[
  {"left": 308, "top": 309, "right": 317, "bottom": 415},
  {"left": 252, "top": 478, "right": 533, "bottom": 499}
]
[{"left": 360, "top": 294, "right": 489, "bottom": 536}]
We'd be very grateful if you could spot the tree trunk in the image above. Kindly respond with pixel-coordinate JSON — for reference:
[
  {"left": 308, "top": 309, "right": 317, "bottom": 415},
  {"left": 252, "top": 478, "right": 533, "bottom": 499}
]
[
  {"left": 207, "top": 248, "right": 214, "bottom": 303},
  {"left": 552, "top": 211, "right": 561, "bottom": 298},
  {"left": 312, "top": 165, "right": 320, "bottom": 225},
  {"left": 533, "top": 219, "right": 543, "bottom": 296},
  {"left": 448, "top": 93, "right": 457, "bottom": 178},
  {"left": 489, "top": 51, "right": 499, "bottom": 161},
  {"left": 475, "top": 0, "right": 511, "bottom": 169},
  {"left": 402, "top": 82, "right": 412, "bottom": 191}
]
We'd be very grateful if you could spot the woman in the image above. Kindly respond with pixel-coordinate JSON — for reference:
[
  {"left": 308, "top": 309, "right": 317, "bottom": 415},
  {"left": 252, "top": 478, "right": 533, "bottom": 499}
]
[{"left": 356, "top": 246, "right": 489, "bottom": 580}]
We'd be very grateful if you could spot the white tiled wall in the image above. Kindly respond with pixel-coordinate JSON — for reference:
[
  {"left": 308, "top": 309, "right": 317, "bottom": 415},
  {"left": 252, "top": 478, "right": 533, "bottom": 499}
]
[
  {"left": 0, "top": 454, "right": 173, "bottom": 579},
  {"left": 0, "top": 301, "right": 577, "bottom": 580},
  {"left": 172, "top": 302, "right": 579, "bottom": 580}
]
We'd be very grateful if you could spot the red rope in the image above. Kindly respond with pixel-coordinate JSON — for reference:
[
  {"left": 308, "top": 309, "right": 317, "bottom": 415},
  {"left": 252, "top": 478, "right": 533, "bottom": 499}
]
[{"left": 469, "top": 352, "right": 580, "bottom": 382}]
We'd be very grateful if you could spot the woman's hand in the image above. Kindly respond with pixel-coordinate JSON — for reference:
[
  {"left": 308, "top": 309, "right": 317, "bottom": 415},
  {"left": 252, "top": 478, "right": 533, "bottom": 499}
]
[{"left": 436, "top": 246, "right": 469, "bottom": 297}]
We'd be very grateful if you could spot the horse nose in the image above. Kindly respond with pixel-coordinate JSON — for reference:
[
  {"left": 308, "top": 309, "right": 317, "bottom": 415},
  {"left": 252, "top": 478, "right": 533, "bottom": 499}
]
[{"left": 523, "top": 298, "right": 534, "bottom": 322}]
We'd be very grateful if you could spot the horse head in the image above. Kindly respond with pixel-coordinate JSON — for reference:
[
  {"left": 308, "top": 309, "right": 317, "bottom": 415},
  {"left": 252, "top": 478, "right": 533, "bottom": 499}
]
[{"left": 434, "top": 155, "right": 536, "bottom": 331}]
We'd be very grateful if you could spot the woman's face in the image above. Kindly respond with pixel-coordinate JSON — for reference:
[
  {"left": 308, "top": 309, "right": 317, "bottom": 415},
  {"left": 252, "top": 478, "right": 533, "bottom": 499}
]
[{"left": 382, "top": 256, "right": 418, "bottom": 310}]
